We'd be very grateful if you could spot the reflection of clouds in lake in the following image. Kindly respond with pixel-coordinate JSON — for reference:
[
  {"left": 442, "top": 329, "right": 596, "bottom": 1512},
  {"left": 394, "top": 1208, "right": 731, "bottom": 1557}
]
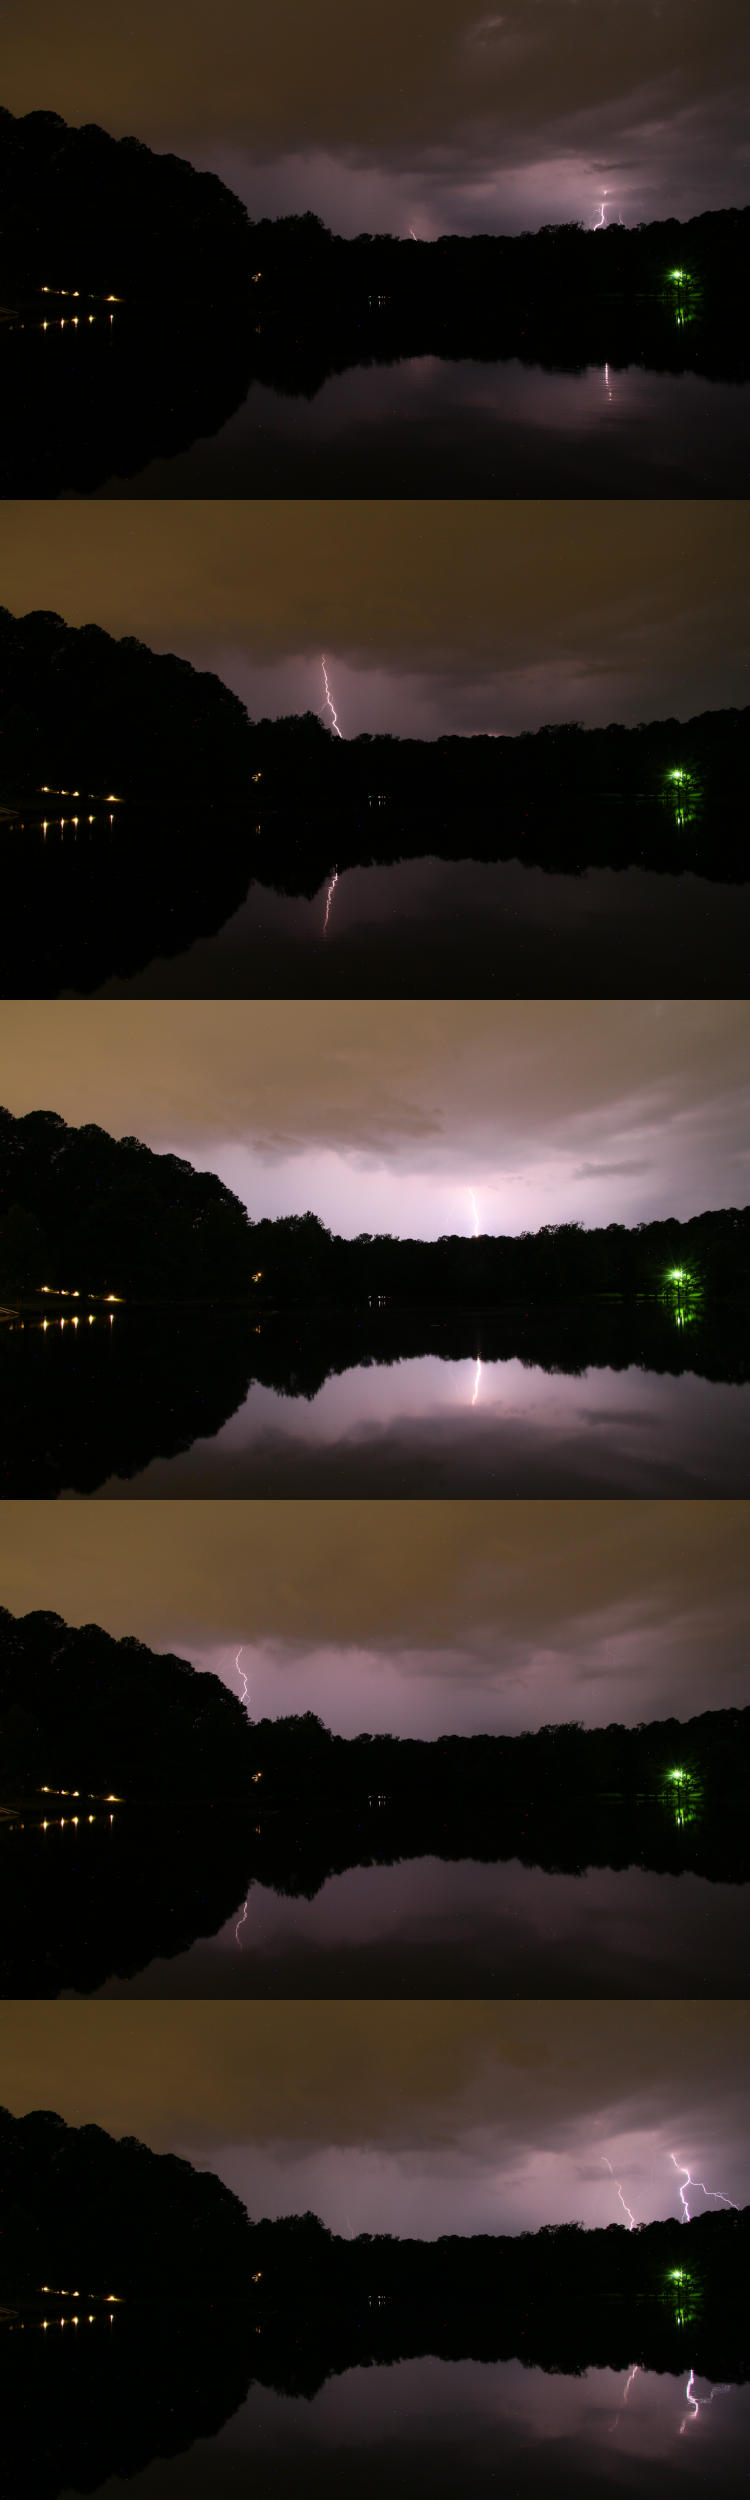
[
  {"left": 95, "top": 1355, "right": 750, "bottom": 1500},
  {"left": 102, "top": 1857, "right": 750, "bottom": 2008},
  {"left": 215, "top": 2359, "right": 750, "bottom": 2485},
  {"left": 94, "top": 858, "right": 750, "bottom": 1009},
  {"left": 104, "top": 357, "right": 750, "bottom": 502}
]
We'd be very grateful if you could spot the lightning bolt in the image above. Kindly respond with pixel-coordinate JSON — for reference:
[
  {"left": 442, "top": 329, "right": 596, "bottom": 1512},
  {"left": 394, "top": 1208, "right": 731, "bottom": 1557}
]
[
  {"left": 601, "top": 2158, "right": 637, "bottom": 2230},
  {"left": 234, "top": 1647, "right": 250, "bottom": 1711},
  {"left": 321, "top": 657, "right": 343, "bottom": 738},
  {"left": 670, "top": 2155, "right": 739, "bottom": 2223},
  {"left": 595, "top": 192, "right": 608, "bottom": 227},
  {"left": 409, "top": 226, "right": 418, "bottom": 239},
  {"left": 680, "top": 2372, "right": 731, "bottom": 2434},
  {"left": 323, "top": 869, "right": 339, "bottom": 931},
  {"left": 469, "top": 1189, "right": 480, "bottom": 1237},
  {"left": 235, "top": 1893, "right": 248, "bottom": 1947},
  {"left": 471, "top": 1357, "right": 482, "bottom": 1407},
  {"left": 609, "top": 2362, "right": 640, "bottom": 2433}
]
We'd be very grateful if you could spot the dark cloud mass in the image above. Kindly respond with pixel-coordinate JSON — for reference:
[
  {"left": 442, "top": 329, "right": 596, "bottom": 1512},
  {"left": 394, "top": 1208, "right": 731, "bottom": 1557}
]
[
  {"left": 0, "top": 1502, "right": 746, "bottom": 1736},
  {"left": 3, "top": 0, "right": 749, "bottom": 231},
  {"left": 1, "top": 504, "right": 748, "bottom": 737},
  {"left": 0, "top": 999, "right": 747, "bottom": 1236},
  {"left": 1, "top": 2004, "right": 747, "bottom": 2239}
]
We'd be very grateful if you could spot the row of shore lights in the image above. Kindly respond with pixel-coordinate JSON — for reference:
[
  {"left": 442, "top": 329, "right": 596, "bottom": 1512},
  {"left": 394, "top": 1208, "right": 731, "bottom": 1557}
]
[
  {"left": 38, "top": 1785, "right": 122, "bottom": 1833},
  {"left": 38, "top": 2288, "right": 121, "bottom": 2331},
  {"left": 41, "top": 1317, "right": 113, "bottom": 1330},
  {"left": 39, "top": 289, "right": 121, "bottom": 335},
  {"left": 39, "top": 788, "right": 122, "bottom": 834},
  {"left": 38, "top": 1285, "right": 123, "bottom": 1334}
]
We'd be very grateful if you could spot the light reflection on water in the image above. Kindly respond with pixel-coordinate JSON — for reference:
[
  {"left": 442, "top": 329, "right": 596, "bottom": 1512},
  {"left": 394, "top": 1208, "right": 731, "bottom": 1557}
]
[
  {"left": 91, "top": 358, "right": 750, "bottom": 496},
  {"left": 84, "top": 2359, "right": 750, "bottom": 2497},
  {"left": 84, "top": 1855, "right": 750, "bottom": 2001},
  {"left": 90, "top": 1353, "right": 750, "bottom": 1497},
  {"left": 90, "top": 856, "right": 750, "bottom": 1002}
]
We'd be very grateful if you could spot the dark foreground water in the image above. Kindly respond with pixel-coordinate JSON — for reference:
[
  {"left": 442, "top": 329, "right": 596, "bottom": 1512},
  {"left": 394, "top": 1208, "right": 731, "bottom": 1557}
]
[
  {"left": 6, "top": 813, "right": 748, "bottom": 1002},
  {"left": 87, "top": 857, "right": 750, "bottom": 1001},
  {"left": 4, "top": 1786, "right": 746, "bottom": 1998},
  {"left": 88, "top": 358, "right": 750, "bottom": 498},
  {"left": 71, "top": 1857, "right": 750, "bottom": 2001},
  {"left": 2, "top": 1308, "right": 747, "bottom": 1498},
  {"left": 89, "top": 1354, "right": 750, "bottom": 1500},
  {"left": 53, "top": 2360, "right": 750, "bottom": 2499}
]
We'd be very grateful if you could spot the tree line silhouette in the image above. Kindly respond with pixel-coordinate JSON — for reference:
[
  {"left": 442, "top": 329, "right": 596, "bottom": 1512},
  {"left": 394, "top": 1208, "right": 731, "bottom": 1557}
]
[
  {"left": 3, "top": 1600, "right": 748, "bottom": 1809},
  {"left": 4, "top": 1784, "right": 747, "bottom": 2001},
  {"left": 2, "top": 109, "right": 747, "bottom": 502},
  {"left": 2, "top": 1604, "right": 748, "bottom": 1992},
  {"left": 0, "top": 107, "right": 251, "bottom": 300},
  {"left": 1, "top": 793, "right": 746, "bottom": 1010},
  {"left": 1, "top": 2108, "right": 748, "bottom": 2405},
  {"left": 1, "top": 1105, "right": 748, "bottom": 1311},
  {"left": 0, "top": 1299, "right": 745, "bottom": 1502},
  {"left": 2, "top": 606, "right": 748, "bottom": 828},
  {"left": 1, "top": 105, "right": 747, "bottom": 356}
]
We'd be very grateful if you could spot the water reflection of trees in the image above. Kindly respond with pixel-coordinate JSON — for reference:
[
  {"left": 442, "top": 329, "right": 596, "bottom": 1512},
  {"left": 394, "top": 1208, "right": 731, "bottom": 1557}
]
[
  {"left": 1, "top": 1591, "right": 748, "bottom": 1991},
  {"left": 3, "top": 1784, "right": 748, "bottom": 1998},
  {"left": 2, "top": 2136, "right": 748, "bottom": 2500},
  {"left": 1, "top": 791, "right": 748, "bottom": 998},
  {"left": 0, "top": 1293, "right": 746, "bottom": 1497}
]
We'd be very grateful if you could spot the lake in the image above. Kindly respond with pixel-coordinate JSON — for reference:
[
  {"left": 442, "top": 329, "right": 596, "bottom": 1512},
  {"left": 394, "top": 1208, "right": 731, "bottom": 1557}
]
[
  {"left": 4, "top": 812, "right": 748, "bottom": 1000},
  {"left": 88, "top": 356, "right": 750, "bottom": 497},
  {"left": 88, "top": 1351, "right": 750, "bottom": 1499},
  {"left": 85, "top": 856, "right": 750, "bottom": 1000},
  {"left": 46, "top": 2358, "right": 750, "bottom": 2498},
  {"left": 5, "top": 301, "right": 747, "bottom": 497},
  {"left": 2, "top": 1310, "right": 747, "bottom": 1497},
  {"left": 65, "top": 1854, "right": 750, "bottom": 2002}
]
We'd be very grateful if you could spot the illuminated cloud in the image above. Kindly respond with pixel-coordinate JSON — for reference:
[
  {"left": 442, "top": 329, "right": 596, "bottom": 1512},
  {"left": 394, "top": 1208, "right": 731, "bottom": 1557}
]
[
  {"left": 1, "top": 998, "right": 747, "bottom": 1233},
  {"left": 4, "top": 0, "right": 748, "bottom": 229},
  {"left": 0, "top": 1501, "right": 746, "bottom": 1735},
  {"left": 1, "top": 2003, "right": 748, "bottom": 2237},
  {"left": 2, "top": 503, "right": 748, "bottom": 735}
]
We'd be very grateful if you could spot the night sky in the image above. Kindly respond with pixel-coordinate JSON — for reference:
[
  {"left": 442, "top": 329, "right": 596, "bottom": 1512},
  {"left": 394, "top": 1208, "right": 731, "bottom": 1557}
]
[
  {"left": 4, "top": 0, "right": 749, "bottom": 234},
  {"left": 3, "top": 503, "right": 748, "bottom": 738},
  {"left": 0, "top": 1501, "right": 746, "bottom": 1738},
  {"left": 1, "top": 2003, "right": 747, "bottom": 2239},
  {"left": 1, "top": 999, "right": 748, "bottom": 1236}
]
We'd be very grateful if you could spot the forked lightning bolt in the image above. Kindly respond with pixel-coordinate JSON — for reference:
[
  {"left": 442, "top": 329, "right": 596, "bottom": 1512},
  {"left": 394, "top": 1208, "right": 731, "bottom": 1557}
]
[
  {"left": 680, "top": 2372, "right": 731, "bottom": 2434},
  {"left": 670, "top": 2155, "right": 739, "bottom": 2222},
  {"left": 322, "top": 657, "right": 343, "bottom": 737}
]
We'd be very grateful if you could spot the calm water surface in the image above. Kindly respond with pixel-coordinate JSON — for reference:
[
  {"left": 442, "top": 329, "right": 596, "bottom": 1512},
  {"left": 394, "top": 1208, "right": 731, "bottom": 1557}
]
[
  {"left": 77, "top": 1857, "right": 750, "bottom": 2000},
  {"left": 79, "top": 2360, "right": 750, "bottom": 2499},
  {"left": 89, "top": 857, "right": 750, "bottom": 1000},
  {"left": 87, "top": 1353, "right": 750, "bottom": 1498},
  {"left": 89, "top": 359, "right": 750, "bottom": 496}
]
